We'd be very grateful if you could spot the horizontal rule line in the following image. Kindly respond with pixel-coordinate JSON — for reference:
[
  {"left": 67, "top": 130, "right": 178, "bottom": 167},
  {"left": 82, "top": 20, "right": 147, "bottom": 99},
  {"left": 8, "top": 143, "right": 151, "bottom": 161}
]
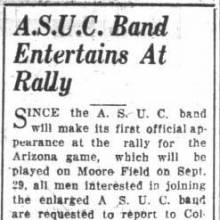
[
  {"left": 90, "top": 104, "right": 127, "bottom": 107},
  {"left": 4, "top": 2, "right": 215, "bottom": 7}
]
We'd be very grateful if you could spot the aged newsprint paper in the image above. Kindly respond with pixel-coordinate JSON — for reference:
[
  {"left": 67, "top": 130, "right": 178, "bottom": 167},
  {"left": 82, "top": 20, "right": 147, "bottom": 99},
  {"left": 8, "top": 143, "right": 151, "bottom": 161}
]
[{"left": 0, "top": 0, "right": 219, "bottom": 220}]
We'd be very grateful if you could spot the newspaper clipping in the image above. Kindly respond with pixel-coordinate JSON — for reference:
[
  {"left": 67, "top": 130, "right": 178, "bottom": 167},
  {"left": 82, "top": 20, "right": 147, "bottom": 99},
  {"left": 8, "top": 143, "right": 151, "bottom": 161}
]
[{"left": 0, "top": 1, "right": 219, "bottom": 220}]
